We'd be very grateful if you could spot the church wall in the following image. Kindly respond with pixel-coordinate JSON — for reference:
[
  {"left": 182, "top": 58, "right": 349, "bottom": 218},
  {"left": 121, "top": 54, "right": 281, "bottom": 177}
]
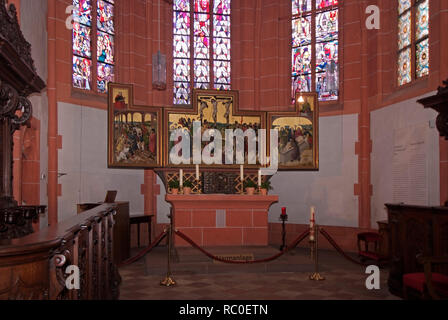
[
  {"left": 57, "top": 102, "right": 145, "bottom": 222},
  {"left": 19, "top": 0, "right": 49, "bottom": 228},
  {"left": 370, "top": 92, "right": 440, "bottom": 226}
]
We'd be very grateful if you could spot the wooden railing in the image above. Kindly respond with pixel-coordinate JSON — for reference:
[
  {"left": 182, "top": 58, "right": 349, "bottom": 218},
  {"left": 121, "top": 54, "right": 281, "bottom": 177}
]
[{"left": 0, "top": 204, "right": 120, "bottom": 300}]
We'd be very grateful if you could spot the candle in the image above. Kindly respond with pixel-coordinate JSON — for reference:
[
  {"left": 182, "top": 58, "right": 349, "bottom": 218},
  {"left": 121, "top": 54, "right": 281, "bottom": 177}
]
[
  {"left": 281, "top": 207, "right": 286, "bottom": 216},
  {"left": 195, "top": 164, "right": 199, "bottom": 180},
  {"left": 180, "top": 169, "right": 183, "bottom": 187},
  {"left": 310, "top": 206, "right": 315, "bottom": 228},
  {"left": 258, "top": 169, "right": 261, "bottom": 187},
  {"left": 240, "top": 165, "right": 244, "bottom": 181}
]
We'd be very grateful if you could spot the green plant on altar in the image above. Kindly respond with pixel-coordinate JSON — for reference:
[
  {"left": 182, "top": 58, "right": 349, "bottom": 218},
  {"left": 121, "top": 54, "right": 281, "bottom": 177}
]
[
  {"left": 260, "top": 181, "right": 273, "bottom": 190},
  {"left": 169, "top": 179, "right": 180, "bottom": 189},
  {"left": 243, "top": 180, "right": 257, "bottom": 189},
  {"left": 183, "top": 180, "right": 193, "bottom": 188}
]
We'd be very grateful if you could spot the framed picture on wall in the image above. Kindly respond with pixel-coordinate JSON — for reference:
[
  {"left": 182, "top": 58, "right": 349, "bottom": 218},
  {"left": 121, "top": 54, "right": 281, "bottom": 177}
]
[
  {"left": 107, "top": 83, "right": 163, "bottom": 168},
  {"left": 163, "top": 89, "right": 266, "bottom": 168},
  {"left": 267, "top": 92, "right": 319, "bottom": 170}
]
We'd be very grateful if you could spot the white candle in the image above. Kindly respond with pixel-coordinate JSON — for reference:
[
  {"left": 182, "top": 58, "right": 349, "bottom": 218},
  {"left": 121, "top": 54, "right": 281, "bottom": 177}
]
[
  {"left": 240, "top": 165, "right": 244, "bottom": 181},
  {"left": 195, "top": 164, "right": 199, "bottom": 180},
  {"left": 310, "top": 206, "right": 315, "bottom": 227},
  {"left": 258, "top": 169, "right": 261, "bottom": 187},
  {"left": 180, "top": 169, "right": 183, "bottom": 187}
]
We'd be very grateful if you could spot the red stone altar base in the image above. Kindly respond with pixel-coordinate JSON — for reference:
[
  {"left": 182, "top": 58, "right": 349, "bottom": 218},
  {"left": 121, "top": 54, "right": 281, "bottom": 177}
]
[{"left": 166, "top": 194, "right": 278, "bottom": 247}]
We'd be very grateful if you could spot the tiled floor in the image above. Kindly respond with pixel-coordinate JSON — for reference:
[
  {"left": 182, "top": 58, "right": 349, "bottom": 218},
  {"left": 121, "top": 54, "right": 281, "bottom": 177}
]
[{"left": 119, "top": 246, "right": 400, "bottom": 300}]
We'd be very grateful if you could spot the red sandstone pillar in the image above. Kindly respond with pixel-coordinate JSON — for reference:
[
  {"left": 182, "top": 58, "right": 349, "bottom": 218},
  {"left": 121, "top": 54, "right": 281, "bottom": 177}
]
[{"left": 47, "top": 0, "right": 58, "bottom": 226}]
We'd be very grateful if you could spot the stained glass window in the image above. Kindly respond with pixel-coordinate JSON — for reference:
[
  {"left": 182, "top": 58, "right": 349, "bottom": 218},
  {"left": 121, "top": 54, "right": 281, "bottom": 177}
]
[
  {"left": 173, "top": 0, "right": 231, "bottom": 104},
  {"left": 72, "top": 0, "right": 115, "bottom": 93},
  {"left": 292, "top": 0, "right": 339, "bottom": 102},
  {"left": 397, "top": 0, "right": 429, "bottom": 86}
]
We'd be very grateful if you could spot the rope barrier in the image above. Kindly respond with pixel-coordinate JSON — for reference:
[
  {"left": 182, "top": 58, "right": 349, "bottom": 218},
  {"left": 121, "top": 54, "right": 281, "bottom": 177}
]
[
  {"left": 119, "top": 230, "right": 168, "bottom": 267},
  {"left": 319, "top": 228, "right": 370, "bottom": 266},
  {"left": 174, "top": 229, "right": 310, "bottom": 264}
]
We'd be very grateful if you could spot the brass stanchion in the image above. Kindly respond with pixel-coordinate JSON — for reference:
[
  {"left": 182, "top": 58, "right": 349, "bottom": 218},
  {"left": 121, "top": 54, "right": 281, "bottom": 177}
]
[
  {"left": 309, "top": 225, "right": 325, "bottom": 281},
  {"left": 160, "top": 223, "right": 176, "bottom": 287}
]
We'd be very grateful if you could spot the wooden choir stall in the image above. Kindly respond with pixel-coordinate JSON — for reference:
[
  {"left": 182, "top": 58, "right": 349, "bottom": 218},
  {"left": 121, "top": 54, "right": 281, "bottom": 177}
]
[{"left": 0, "top": 2, "right": 121, "bottom": 300}]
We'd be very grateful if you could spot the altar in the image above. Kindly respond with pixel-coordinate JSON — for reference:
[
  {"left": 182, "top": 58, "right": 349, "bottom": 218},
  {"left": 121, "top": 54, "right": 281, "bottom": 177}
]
[{"left": 166, "top": 194, "right": 278, "bottom": 247}]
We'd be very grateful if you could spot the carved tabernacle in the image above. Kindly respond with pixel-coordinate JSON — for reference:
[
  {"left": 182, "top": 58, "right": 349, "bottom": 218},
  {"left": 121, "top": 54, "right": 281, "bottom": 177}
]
[{"left": 0, "top": 0, "right": 46, "bottom": 238}]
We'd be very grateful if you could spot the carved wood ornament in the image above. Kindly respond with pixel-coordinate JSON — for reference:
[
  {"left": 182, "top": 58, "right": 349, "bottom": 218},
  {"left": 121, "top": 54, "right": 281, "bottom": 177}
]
[{"left": 0, "top": 0, "right": 46, "bottom": 239}]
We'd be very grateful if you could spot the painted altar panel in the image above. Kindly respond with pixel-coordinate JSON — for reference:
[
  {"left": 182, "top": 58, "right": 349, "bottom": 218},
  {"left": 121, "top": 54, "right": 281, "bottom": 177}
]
[{"left": 107, "top": 83, "right": 163, "bottom": 168}]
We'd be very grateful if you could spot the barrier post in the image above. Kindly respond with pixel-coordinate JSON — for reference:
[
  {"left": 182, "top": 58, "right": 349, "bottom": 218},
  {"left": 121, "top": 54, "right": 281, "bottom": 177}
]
[{"left": 309, "top": 225, "right": 325, "bottom": 281}]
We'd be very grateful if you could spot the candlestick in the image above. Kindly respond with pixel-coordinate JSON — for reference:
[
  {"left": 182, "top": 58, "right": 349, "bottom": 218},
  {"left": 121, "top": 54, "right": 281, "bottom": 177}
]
[
  {"left": 258, "top": 169, "right": 261, "bottom": 187},
  {"left": 180, "top": 169, "right": 183, "bottom": 188},
  {"left": 282, "top": 207, "right": 286, "bottom": 216},
  {"left": 195, "top": 165, "right": 199, "bottom": 180},
  {"left": 240, "top": 165, "right": 244, "bottom": 181}
]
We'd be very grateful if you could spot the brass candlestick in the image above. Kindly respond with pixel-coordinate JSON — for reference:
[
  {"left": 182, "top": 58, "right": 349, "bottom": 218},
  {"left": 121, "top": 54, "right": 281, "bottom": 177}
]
[
  {"left": 279, "top": 214, "right": 288, "bottom": 251},
  {"left": 160, "top": 213, "right": 177, "bottom": 287},
  {"left": 309, "top": 224, "right": 325, "bottom": 281}
]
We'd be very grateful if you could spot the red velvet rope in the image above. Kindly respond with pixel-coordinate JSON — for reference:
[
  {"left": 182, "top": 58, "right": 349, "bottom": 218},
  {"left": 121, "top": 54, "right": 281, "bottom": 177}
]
[
  {"left": 119, "top": 230, "right": 168, "bottom": 267},
  {"left": 174, "top": 229, "right": 310, "bottom": 264},
  {"left": 319, "top": 228, "right": 370, "bottom": 266}
]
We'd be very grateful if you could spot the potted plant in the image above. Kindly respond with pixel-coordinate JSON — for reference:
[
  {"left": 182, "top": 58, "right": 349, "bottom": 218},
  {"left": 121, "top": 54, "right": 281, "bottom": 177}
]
[
  {"left": 260, "top": 181, "right": 273, "bottom": 195},
  {"left": 168, "top": 179, "right": 180, "bottom": 195},
  {"left": 183, "top": 180, "right": 193, "bottom": 195},
  {"left": 244, "top": 180, "right": 257, "bottom": 195}
]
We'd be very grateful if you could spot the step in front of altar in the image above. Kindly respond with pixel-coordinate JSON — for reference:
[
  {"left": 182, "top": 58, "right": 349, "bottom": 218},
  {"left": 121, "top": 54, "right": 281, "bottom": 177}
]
[{"left": 143, "top": 246, "right": 321, "bottom": 275}]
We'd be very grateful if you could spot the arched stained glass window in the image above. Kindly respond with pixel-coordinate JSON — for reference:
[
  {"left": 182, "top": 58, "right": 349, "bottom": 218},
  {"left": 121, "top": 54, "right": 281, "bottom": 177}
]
[
  {"left": 397, "top": 0, "right": 429, "bottom": 86},
  {"left": 72, "top": 0, "right": 115, "bottom": 93},
  {"left": 292, "top": 0, "right": 339, "bottom": 102},
  {"left": 173, "top": 0, "right": 231, "bottom": 105}
]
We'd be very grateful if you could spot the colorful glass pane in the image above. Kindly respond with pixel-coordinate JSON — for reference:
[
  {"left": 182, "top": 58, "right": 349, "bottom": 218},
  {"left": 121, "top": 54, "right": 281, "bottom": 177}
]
[
  {"left": 173, "top": 11, "right": 191, "bottom": 35},
  {"left": 194, "top": 13, "right": 210, "bottom": 37},
  {"left": 194, "top": 82, "right": 209, "bottom": 89},
  {"left": 316, "top": 72, "right": 338, "bottom": 101},
  {"left": 173, "top": 59, "right": 190, "bottom": 82},
  {"left": 416, "top": 39, "right": 429, "bottom": 78},
  {"left": 73, "top": 0, "right": 92, "bottom": 26},
  {"left": 97, "top": 31, "right": 114, "bottom": 64},
  {"left": 292, "top": 45, "right": 312, "bottom": 75},
  {"left": 194, "top": 59, "right": 210, "bottom": 83},
  {"left": 213, "top": 37, "right": 230, "bottom": 60},
  {"left": 398, "top": 10, "right": 411, "bottom": 50},
  {"left": 73, "top": 22, "right": 91, "bottom": 58},
  {"left": 292, "top": 0, "right": 311, "bottom": 15},
  {"left": 215, "top": 84, "right": 231, "bottom": 90},
  {"left": 292, "top": 16, "right": 311, "bottom": 47},
  {"left": 292, "top": 75, "right": 312, "bottom": 96},
  {"left": 173, "top": 35, "right": 190, "bottom": 58},
  {"left": 97, "top": 62, "right": 114, "bottom": 93},
  {"left": 398, "top": 48, "right": 411, "bottom": 85},
  {"left": 316, "top": 10, "right": 338, "bottom": 42},
  {"left": 174, "top": 82, "right": 191, "bottom": 104},
  {"left": 194, "top": 0, "right": 210, "bottom": 13},
  {"left": 316, "top": 0, "right": 338, "bottom": 9},
  {"left": 398, "top": 0, "right": 411, "bottom": 15},
  {"left": 194, "top": 36, "right": 210, "bottom": 59},
  {"left": 213, "top": 0, "right": 230, "bottom": 15},
  {"left": 214, "top": 60, "right": 231, "bottom": 84},
  {"left": 174, "top": 0, "right": 190, "bottom": 12},
  {"left": 213, "top": 15, "right": 230, "bottom": 38},
  {"left": 316, "top": 40, "right": 338, "bottom": 72},
  {"left": 73, "top": 56, "right": 92, "bottom": 90},
  {"left": 97, "top": 0, "right": 114, "bottom": 34},
  {"left": 416, "top": 0, "right": 429, "bottom": 40}
]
